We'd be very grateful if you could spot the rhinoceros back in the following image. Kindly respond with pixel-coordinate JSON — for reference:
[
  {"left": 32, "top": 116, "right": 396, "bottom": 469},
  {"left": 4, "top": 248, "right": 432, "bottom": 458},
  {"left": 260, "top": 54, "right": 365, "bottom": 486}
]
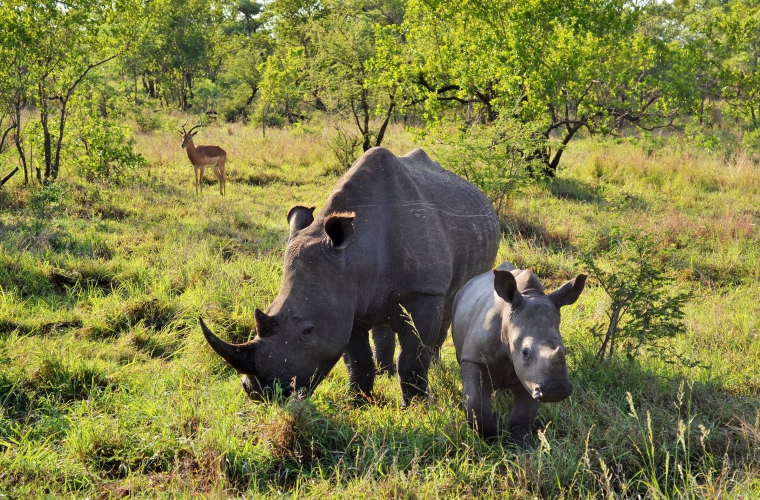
[{"left": 315, "top": 147, "right": 500, "bottom": 319}]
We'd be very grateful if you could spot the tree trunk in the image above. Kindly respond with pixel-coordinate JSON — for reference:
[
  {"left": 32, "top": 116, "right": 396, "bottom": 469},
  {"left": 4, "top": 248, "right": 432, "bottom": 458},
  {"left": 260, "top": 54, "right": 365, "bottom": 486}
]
[
  {"left": 374, "top": 101, "right": 395, "bottom": 148},
  {"left": 14, "top": 116, "right": 28, "bottom": 185},
  {"left": 0, "top": 167, "right": 19, "bottom": 188},
  {"left": 543, "top": 123, "right": 583, "bottom": 178}
]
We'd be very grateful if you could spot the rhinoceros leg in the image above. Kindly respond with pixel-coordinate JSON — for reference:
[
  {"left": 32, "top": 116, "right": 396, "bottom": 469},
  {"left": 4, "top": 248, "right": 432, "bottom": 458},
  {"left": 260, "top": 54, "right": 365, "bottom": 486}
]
[
  {"left": 461, "top": 361, "right": 502, "bottom": 438},
  {"left": 432, "top": 316, "right": 452, "bottom": 362},
  {"left": 508, "top": 386, "right": 541, "bottom": 449},
  {"left": 396, "top": 295, "right": 444, "bottom": 406},
  {"left": 371, "top": 326, "right": 396, "bottom": 376},
  {"left": 343, "top": 325, "right": 376, "bottom": 400}
]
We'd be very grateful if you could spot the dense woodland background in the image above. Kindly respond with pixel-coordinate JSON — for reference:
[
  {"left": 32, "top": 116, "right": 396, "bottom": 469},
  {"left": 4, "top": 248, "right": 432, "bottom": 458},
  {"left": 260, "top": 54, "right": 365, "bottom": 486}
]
[
  {"left": 2, "top": 0, "right": 760, "bottom": 184},
  {"left": 1, "top": 0, "right": 759, "bottom": 498}
]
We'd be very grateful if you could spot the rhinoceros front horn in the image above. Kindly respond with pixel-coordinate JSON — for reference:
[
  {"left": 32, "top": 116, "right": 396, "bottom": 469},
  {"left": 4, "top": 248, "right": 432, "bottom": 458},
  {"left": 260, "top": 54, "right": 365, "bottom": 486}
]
[{"left": 199, "top": 317, "right": 253, "bottom": 373}]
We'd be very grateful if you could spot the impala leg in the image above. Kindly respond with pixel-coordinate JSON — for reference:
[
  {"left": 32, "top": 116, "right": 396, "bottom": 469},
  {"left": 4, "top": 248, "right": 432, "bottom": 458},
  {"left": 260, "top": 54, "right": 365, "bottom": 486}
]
[
  {"left": 199, "top": 166, "right": 205, "bottom": 194},
  {"left": 212, "top": 166, "right": 222, "bottom": 195},
  {"left": 219, "top": 157, "right": 226, "bottom": 195},
  {"left": 194, "top": 167, "right": 200, "bottom": 195}
]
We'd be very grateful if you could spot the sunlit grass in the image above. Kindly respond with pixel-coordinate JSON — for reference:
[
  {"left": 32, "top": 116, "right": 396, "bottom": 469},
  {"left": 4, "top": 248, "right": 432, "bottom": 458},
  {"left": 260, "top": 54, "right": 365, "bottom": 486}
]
[{"left": 1, "top": 123, "right": 759, "bottom": 497}]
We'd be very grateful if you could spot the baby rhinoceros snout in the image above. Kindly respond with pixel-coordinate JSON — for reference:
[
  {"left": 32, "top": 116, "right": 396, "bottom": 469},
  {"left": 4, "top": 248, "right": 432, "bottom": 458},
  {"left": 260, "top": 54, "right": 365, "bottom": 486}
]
[{"left": 533, "top": 346, "right": 573, "bottom": 402}]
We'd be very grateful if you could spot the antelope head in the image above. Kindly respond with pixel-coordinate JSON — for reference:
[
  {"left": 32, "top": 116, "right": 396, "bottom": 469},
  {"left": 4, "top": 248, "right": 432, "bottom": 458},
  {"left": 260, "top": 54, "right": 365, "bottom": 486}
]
[{"left": 179, "top": 118, "right": 203, "bottom": 149}]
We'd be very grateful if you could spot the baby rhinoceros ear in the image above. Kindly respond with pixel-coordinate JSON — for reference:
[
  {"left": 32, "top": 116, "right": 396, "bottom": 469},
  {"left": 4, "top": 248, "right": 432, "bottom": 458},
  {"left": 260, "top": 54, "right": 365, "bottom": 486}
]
[
  {"left": 493, "top": 269, "right": 523, "bottom": 308},
  {"left": 549, "top": 274, "right": 588, "bottom": 309}
]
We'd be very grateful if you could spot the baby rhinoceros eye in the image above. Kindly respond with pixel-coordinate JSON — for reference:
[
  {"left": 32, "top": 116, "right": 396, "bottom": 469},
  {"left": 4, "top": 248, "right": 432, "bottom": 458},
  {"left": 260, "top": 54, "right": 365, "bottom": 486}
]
[
  {"left": 521, "top": 347, "right": 530, "bottom": 360},
  {"left": 302, "top": 326, "right": 314, "bottom": 335}
]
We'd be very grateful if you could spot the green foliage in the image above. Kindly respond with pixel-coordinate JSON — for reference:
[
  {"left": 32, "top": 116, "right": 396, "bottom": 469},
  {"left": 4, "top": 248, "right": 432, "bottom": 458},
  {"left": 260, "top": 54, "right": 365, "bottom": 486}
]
[
  {"left": 582, "top": 230, "right": 692, "bottom": 364},
  {"left": 29, "top": 183, "right": 67, "bottom": 217},
  {"left": 328, "top": 127, "right": 361, "bottom": 172},
  {"left": 1, "top": 124, "right": 760, "bottom": 497},
  {"left": 426, "top": 118, "right": 548, "bottom": 214},
  {"left": 71, "top": 107, "right": 148, "bottom": 183}
]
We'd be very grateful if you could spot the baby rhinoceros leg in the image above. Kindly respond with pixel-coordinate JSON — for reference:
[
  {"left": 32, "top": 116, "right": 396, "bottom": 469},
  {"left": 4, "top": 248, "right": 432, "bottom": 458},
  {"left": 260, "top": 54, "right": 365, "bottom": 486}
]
[
  {"left": 508, "top": 385, "right": 541, "bottom": 449},
  {"left": 461, "top": 361, "right": 503, "bottom": 438}
]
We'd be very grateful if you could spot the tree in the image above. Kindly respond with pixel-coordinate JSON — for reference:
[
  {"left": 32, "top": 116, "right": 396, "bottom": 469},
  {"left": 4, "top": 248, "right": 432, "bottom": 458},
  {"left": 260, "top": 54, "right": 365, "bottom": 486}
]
[
  {"left": 1, "top": 0, "right": 136, "bottom": 182},
  {"left": 137, "top": 0, "right": 223, "bottom": 110},
  {"left": 399, "top": 0, "right": 702, "bottom": 176},
  {"left": 715, "top": 0, "right": 760, "bottom": 127},
  {"left": 266, "top": 0, "right": 406, "bottom": 157}
]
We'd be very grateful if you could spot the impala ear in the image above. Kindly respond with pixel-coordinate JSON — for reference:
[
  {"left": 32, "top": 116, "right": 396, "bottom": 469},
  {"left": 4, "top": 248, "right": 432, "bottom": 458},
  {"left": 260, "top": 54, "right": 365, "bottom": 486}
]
[{"left": 324, "top": 211, "right": 355, "bottom": 250}]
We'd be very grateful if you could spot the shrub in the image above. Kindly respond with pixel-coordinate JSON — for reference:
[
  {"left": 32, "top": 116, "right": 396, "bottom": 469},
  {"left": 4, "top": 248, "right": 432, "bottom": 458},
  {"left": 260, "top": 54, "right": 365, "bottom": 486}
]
[
  {"left": 427, "top": 118, "right": 548, "bottom": 214},
  {"left": 581, "top": 230, "right": 691, "bottom": 364}
]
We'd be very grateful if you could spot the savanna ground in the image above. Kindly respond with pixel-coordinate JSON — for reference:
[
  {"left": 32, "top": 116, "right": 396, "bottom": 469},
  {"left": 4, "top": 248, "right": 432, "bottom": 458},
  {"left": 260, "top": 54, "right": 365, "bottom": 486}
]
[{"left": 1, "top": 122, "right": 759, "bottom": 498}]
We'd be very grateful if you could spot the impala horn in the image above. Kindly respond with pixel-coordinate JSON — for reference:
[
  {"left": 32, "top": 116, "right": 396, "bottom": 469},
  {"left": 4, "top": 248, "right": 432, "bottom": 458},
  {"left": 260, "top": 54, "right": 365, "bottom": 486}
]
[
  {"left": 187, "top": 116, "right": 204, "bottom": 135},
  {"left": 178, "top": 118, "right": 189, "bottom": 135},
  {"left": 199, "top": 317, "right": 254, "bottom": 373}
]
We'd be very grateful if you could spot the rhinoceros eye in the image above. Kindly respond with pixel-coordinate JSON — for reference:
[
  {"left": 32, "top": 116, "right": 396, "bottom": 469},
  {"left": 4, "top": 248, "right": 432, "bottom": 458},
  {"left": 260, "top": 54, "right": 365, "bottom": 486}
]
[
  {"left": 302, "top": 326, "right": 314, "bottom": 335},
  {"left": 521, "top": 347, "right": 530, "bottom": 359}
]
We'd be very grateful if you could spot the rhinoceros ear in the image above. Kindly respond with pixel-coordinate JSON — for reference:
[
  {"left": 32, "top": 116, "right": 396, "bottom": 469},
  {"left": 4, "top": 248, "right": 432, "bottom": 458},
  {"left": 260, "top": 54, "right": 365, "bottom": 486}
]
[
  {"left": 550, "top": 274, "right": 587, "bottom": 308},
  {"left": 254, "top": 308, "right": 277, "bottom": 337},
  {"left": 287, "top": 205, "right": 315, "bottom": 239},
  {"left": 324, "top": 211, "right": 355, "bottom": 250},
  {"left": 494, "top": 269, "right": 522, "bottom": 308}
]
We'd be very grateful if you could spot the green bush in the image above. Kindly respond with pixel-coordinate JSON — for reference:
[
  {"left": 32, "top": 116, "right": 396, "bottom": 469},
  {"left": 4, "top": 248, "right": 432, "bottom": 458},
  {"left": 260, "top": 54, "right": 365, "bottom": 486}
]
[
  {"left": 72, "top": 111, "right": 148, "bottom": 182},
  {"left": 582, "top": 230, "right": 692, "bottom": 364},
  {"left": 427, "top": 118, "right": 548, "bottom": 214}
]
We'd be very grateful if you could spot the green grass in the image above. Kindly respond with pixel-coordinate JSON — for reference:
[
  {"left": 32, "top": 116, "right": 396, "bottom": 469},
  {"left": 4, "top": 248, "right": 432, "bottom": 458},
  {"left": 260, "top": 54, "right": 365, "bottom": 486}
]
[{"left": 1, "top": 123, "right": 759, "bottom": 498}]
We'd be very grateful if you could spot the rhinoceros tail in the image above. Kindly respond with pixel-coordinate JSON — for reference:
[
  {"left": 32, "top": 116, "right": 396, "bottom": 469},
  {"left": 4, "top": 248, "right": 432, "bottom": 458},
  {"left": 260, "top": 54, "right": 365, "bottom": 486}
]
[{"left": 199, "top": 317, "right": 253, "bottom": 373}]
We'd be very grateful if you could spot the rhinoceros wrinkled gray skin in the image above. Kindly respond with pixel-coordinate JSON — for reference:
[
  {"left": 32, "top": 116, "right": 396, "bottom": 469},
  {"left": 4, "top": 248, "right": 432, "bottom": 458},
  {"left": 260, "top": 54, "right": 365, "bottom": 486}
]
[
  {"left": 452, "top": 261, "right": 587, "bottom": 448},
  {"left": 287, "top": 207, "right": 398, "bottom": 376},
  {"left": 201, "top": 147, "right": 500, "bottom": 405}
]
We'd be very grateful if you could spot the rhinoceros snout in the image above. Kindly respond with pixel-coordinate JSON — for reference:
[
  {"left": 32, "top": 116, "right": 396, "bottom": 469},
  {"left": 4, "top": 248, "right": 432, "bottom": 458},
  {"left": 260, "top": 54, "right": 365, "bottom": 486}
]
[
  {"left": 242, "top": 375, "right": 295, "bottom": 401},
  {"left": 533, "top": 381, "right": 573, "bottom": 402}
]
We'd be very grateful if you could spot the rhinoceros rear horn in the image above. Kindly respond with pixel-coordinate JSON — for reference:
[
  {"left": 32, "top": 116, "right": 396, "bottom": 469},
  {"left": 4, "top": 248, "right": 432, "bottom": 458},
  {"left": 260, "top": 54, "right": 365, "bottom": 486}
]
[
  {"left": 324, "top": 211, "right": 355, "bottom": 250},
  {"left": 254, "top": 308, "right": 277, "bottom": 338},
  {"left": 199, "top": 317, "right": 253, "bottom": 373}
]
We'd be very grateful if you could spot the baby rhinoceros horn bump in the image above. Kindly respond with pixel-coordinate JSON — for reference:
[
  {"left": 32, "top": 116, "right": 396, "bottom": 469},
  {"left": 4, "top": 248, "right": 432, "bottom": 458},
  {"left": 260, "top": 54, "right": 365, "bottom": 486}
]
[{"left": 550, "top": 346, "right": 567, "bottom": 364}]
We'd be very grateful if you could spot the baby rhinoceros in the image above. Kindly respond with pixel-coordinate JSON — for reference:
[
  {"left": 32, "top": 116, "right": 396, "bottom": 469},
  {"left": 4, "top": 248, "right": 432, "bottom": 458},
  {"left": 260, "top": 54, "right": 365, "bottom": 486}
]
[{"left": 452, "top": 262, "right": 587, "bottom": 448}]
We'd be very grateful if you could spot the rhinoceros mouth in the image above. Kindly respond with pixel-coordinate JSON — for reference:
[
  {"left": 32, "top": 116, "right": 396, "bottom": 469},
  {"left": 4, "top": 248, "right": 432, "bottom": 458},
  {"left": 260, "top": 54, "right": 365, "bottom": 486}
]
[
  {"left": 533, "top": 382, "right": 573, "bottom": 402},
  {"left": 242, "top": 375, "right": 297, "bottom": 401}
]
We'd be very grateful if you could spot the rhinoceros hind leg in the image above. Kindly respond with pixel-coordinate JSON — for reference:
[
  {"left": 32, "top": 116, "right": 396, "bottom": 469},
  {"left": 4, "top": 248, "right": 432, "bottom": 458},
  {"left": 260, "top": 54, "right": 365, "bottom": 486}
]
[
  {"left": 371, "top": 326, "right": 396, "bottom": 376},
  {"left": 432, "top": 315, "right": 452, "bottom": 362},
  {"left": 509, "top": 386, "right": 541, "bottom": 449},
  {"left": 397, "top": 295, "right": 444, "bottom": 406},
  {"left": 343, "top": 325, "right": 376, "bottom": 401},
  {"left": 461, "top": 361, "right": 502, "bottom": 438}
]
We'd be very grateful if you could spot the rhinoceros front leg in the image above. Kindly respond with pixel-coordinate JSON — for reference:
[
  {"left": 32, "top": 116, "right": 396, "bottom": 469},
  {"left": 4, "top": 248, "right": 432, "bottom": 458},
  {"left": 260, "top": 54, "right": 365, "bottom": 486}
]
[
  {"left": 461, "top": 361, "right": 502, "bottom": 438},
  {"left": 343, "top": 325, "right": 376, "bottom": 401},
  {"left": 509, "top": 385, "right": 541, "bottom": 449},
  {"left": 396, "top": 295, "right": 444, "bottom": 406},
  {"left": 371, "top": 326, "right": 396, "bottom": 376}
]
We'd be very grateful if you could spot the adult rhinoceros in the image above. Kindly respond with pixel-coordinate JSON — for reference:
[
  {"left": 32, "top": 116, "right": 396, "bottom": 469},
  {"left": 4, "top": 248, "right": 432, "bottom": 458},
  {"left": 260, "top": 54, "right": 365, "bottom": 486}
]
[{"left": 201, "top": 147, "right": 500, "bottom": 405}]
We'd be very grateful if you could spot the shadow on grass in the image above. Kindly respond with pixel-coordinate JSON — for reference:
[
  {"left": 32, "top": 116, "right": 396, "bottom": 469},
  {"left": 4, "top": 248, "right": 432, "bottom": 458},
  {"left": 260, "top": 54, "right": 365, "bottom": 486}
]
[{"left": 545, "top": 177, "right": 604, "bottom": 204}]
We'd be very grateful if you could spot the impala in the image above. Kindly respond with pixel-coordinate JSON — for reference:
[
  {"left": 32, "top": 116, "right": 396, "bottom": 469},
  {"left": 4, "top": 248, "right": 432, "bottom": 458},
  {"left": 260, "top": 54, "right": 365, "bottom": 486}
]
[{"left": 179, "top": 119, "right": 227, "bottom": 195}]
